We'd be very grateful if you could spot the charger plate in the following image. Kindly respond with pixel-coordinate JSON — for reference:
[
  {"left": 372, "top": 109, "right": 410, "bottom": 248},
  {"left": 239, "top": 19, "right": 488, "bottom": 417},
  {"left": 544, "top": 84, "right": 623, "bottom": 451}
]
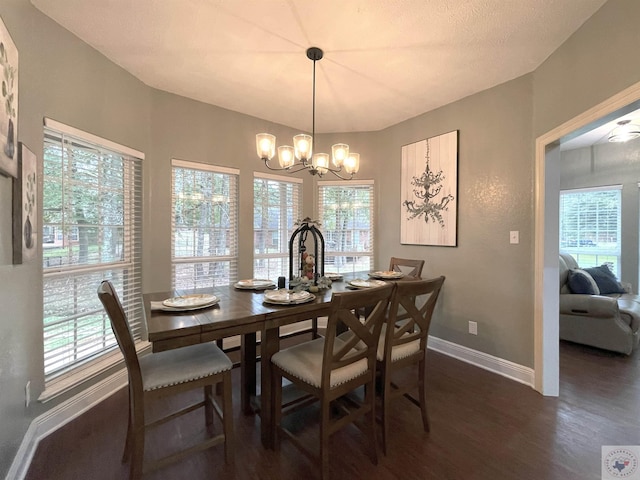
[
  {"left": 234, "top": 279, "right": 276, "bottom": 290},
  {"left": 368, "top": 271, "right": 405, "bottom": 279},
  {"left": 325, "top": 272, "right": 344, "bottom": 280},
  {"left": 348, "top": 279, "right": 387, "bottom": 289},
  {"left": 263, "top": 289, "right": 316, "bottom": 305},
  {"left": 162, "top": 294, "right": 219, "bottom": 309}
]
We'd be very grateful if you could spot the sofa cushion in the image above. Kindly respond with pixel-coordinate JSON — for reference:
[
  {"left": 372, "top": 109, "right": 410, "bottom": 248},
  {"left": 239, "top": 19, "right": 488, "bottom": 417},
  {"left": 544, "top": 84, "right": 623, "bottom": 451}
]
[
  {"left": 567, "top": 268, "right": 600, "bottom": 295},
  {"left": 584, "top": 265, "right": 626, "bottom": 294}
]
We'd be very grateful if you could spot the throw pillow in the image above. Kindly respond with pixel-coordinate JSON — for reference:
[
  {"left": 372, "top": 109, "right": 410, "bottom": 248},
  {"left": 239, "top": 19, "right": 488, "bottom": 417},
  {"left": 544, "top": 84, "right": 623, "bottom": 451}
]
[
  {"left": 583, "top": 265, "right": 626, "bottom": 294},
  {"left": 567, "top": 269, "right": 600, "bottom": 295}
]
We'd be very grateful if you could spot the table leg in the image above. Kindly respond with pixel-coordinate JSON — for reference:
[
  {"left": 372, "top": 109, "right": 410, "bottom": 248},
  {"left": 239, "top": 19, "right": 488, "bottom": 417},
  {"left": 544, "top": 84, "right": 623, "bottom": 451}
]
[
  {"left": 260, "top": 326, "right": 280, "bottom": 448},
  {"left": 240, "top": 332, "right": 257, "bottom": 415}
]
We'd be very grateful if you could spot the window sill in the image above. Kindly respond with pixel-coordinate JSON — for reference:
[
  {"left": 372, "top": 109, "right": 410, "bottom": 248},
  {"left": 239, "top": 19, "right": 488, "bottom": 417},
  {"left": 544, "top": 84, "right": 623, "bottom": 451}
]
[{"left": 39, "top": 341, "right": 150, "bottom": 403}]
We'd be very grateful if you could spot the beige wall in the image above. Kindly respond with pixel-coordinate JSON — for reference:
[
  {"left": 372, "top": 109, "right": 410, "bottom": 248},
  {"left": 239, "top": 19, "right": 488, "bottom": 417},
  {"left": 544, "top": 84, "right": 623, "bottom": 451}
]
[
  {"left": 375, "top": 75, "right": 535, "bottom": 365},
  {"left": 1, "top": 0, "right": 640, "bottom": 474},
  {"left": 533, "top": 1, "right": 640, "bottom": 137}
]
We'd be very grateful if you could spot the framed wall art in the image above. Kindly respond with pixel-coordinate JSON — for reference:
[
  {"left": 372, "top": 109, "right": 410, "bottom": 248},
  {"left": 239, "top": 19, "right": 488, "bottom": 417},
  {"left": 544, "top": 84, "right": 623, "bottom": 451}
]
[
  {"left": 13, "top": 143, "right": 36, "bottom": 264},
  {"left": 401, "top": 130, "right": 458, "bottom": 246},
  {"left": 0, "top": 15, "right": 18, "bottom": 178}
]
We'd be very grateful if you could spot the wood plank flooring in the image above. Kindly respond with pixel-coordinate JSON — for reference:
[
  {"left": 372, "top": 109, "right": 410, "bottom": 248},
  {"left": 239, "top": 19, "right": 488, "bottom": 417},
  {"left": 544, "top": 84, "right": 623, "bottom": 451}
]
[{"left": 24, "top": 340, "right": 640, "bottom": 480}]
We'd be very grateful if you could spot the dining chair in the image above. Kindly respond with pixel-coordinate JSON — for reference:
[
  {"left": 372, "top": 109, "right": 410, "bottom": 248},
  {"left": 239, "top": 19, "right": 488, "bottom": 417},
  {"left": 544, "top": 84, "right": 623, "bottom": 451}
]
[
  {"left": 97, "top": 280, "right": 234, "bottom": 479},
  {"left": 377, "top": 276, "right": 445, "bottom": 454},
  {"left": 389, "top": 257, "right": 425, "bottom": 279},
  {"left": 270, "top": 282, "right": 395, "bottom": 479}
]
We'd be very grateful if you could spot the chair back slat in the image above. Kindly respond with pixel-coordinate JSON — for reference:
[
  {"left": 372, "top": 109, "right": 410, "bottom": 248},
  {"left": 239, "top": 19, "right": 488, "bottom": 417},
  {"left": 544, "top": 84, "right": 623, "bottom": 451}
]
[
  {"left": 389, "top": 257, "right": 425, "bottom": 278},
  {"left": 97, "top": 280, "right": 142, "bottom": 382},
  {"left": 322, "top": 283, "right": 395, "bottom": 387},
  {"left": 386, "top": 277, "right": 445, "bottom": 354}
]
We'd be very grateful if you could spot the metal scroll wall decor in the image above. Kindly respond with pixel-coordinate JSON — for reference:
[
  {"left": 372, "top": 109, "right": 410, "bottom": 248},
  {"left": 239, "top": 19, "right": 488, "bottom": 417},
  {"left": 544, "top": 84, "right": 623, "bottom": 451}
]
[{"left": 289, "top": 217, "right": 325, "bottom": 286}]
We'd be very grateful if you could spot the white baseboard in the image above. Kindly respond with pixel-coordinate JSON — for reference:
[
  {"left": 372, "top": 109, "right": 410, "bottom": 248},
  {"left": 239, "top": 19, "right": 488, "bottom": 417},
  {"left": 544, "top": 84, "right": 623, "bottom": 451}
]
[
  {"left": 427, "top": 336, "right": 535, "bottom": 387},
  {"left": 5, "top": 370, "right": 128, "bottom": 480},
  {"left": 6, "top": 334, "right": 533, "bottom": 480}
]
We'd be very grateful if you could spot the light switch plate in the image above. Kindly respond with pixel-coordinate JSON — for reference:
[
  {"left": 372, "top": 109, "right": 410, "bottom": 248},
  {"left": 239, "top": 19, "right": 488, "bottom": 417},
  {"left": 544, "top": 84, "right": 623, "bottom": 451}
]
[{"left": 510, "top": 231, "right": 519, "bottom": 244}]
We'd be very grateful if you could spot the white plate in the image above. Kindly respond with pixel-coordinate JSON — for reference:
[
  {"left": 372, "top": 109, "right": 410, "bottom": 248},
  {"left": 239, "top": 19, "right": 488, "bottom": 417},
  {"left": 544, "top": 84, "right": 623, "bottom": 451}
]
[
  {"left": 349, "top": 279, "right": 387, "bottom": 289},
  {"left": 324, "top": 272, "right": 343, "bottom": 280},
  {"left": 162, "top": 294, "right": 219, "bottom": 309},
  {"left": 368, "top": 271, "right": 405, "bottom": 279},
  {"left": 234, "top": 279, "right": 276, "bottom": 290},
  {"left": 263, "top": 290, "right": 316, "bottom": 305}
]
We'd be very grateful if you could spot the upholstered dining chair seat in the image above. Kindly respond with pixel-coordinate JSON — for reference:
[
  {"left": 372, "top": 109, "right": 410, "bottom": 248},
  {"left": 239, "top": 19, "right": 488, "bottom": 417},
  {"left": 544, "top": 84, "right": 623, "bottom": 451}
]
[
  {"left": 376, "top": 324, "right": 420, "bottom": 362},
  {"left": 141, "top": 343, "right": 232, "bottom": 391},
  {"left": 271, "top": 337, "right": 368, "bottom": 389},
  {"left": 338, "top": 326, "right": 420, "bottom": 363}
]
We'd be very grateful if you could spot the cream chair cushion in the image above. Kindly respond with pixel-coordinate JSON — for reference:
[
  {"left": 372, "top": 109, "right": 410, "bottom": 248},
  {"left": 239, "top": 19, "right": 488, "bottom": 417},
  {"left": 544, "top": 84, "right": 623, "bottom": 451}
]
[
  {"left": 271, "top": 337, "right": 368, "bottom": 389},
  {"left": 141, "top": 342, "right": 232, "bottom": 391},
  {"left": 338, "top": 326, "right": 420, "bottom": 362},
  {"left": 376, "top": 324, "right": 420, "bottom": 362}
]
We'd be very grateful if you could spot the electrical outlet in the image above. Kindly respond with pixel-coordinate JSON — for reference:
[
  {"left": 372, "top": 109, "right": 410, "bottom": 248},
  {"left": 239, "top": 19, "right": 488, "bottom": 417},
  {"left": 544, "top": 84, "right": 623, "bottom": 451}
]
[
  {"left": 25, "top": 381, "right": 31, "bottom": 408},
  {"left": 468, "top": 321, "right": 478, "bottom": 335},
  {"left": 510, "top": 231, "right": 519, "bottom": 244}
]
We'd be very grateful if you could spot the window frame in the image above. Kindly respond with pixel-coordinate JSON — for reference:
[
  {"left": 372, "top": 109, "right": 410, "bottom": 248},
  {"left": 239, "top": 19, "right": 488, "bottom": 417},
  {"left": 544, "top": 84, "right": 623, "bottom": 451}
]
[
  {"left": 41, "top": 118, "right": 145, "bottom": 401},
  {"left": 317, "top": 180, "right": 375, "bottom": 274},
  {"left": 253, "top": 172, "right": 303, "bottom": 280},
  {"left": 171, "top": 159, "right": 239, "bottom": 289},
  {"left": 559, "top": 185, "right": 622, "bottom": 277}
]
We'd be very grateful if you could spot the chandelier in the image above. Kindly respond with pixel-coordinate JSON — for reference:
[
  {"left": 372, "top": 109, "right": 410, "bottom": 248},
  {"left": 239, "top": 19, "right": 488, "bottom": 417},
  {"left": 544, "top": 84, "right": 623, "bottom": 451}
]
[{"left": 256, "top": 47, "right": 360, "bottom": 180}]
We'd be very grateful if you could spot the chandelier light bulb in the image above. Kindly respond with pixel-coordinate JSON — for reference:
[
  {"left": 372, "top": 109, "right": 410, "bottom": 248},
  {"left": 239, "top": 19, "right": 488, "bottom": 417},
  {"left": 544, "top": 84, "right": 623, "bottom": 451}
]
[
  {"left": 344, "top": 153, "right": 360, "bottom": 175},
  {"left": 294, "top": 134, "right": 312, "bottom": 161},
  {"left": 331, "top": 144, "right": 349, "bottom": 168},
  {"left": 256, "top": 133, "right": 275, "bottom": 160},
  {"left": 278, "top": 146, "right": 295, "bottom": 168},
  {"left": 312, "top": 153, "right": 329, "bottom": 175}
]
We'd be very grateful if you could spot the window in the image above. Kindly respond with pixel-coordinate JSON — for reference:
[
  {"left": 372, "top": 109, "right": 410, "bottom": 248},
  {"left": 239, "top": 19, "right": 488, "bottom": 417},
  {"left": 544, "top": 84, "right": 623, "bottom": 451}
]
[
  {"left": 172, "top": 160, "right": 239, "bottom": 289},
  {"left": 42, "top": 119, "right": 143, "bottom": 389},
  {"left": 253, "top": 173, "right": 302, "bottom": 280},
  {"left": 559, "top": 186, "right": 622, "bottom": 276},
  {"left": 318, "top": 180, "right": 374, "bottom": 273}
]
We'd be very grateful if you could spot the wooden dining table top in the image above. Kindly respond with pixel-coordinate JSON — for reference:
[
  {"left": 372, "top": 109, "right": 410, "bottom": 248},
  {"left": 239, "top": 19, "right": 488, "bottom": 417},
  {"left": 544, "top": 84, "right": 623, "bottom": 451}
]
[{"left": 143, "top": 273, "right": 374, "bottom": 351}]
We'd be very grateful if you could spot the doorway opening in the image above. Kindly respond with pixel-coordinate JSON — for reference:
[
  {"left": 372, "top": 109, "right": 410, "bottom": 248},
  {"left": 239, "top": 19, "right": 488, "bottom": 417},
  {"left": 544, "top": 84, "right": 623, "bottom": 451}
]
[{"left": 535, "top": 81, "right": 640, "bottom": 396}]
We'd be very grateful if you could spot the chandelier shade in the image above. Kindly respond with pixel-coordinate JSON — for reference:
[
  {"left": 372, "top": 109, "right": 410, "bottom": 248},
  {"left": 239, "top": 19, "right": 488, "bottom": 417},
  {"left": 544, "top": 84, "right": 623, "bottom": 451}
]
[
  {"left": 256, "top": 47, "right": 360, "bottom": 180},
  {"left": 608, "top": 120, "right": 640, "bottom": 143}
]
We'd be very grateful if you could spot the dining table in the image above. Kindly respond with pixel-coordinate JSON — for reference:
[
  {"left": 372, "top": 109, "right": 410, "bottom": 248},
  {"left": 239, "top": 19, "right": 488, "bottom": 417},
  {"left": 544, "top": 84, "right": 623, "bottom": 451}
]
[{"left": 142, "top": 271, "right": 410, "bottom": 448}]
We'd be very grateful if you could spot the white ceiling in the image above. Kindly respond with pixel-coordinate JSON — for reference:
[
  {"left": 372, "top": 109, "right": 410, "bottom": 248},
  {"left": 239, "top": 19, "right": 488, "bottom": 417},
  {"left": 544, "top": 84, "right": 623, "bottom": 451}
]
[
  {"left": 31, "top": 0, "right": 608, "bottom": 134},
  {"left": 560, "top": 107, "right": 640, "bottom": 150}
]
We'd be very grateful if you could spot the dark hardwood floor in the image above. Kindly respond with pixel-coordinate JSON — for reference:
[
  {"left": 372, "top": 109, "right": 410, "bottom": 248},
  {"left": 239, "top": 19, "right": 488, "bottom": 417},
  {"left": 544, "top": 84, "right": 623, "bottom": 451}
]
[{"left": 24, "top": 340, "right": 640, "bottom": 480}]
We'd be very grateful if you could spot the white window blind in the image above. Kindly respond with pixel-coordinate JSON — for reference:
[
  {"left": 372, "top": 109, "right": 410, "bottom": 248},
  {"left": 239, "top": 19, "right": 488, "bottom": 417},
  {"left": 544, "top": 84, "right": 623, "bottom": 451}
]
[
  {"left": 559, "top": 185, "right": 622, "bottom": 276},
  {"left": 253, "top": 172, "right": 302, "bottom": 280},
  {"left": 318, "top": 180, "right": 375, "bottom": 274},
  {"left": 42, "top": 119, "right": 143, "bottom": 381},
  {"left": 171, "top": 160, "right": 239, "bottom": 289}
]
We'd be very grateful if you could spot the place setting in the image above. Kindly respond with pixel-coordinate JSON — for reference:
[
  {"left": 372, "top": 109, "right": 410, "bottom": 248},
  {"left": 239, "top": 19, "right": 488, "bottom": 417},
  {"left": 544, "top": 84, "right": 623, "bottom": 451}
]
[
  {"left": 263, "top": 289, "right": 316, "bottom": 306},
  {"left": 368, "top": 270, "right": 405, "bottom": 280},
  {"left": 233, "top": 279, "right": 276, "bottom": 290},
  {"left": 324, "top": 272, "right": 344, "bottom": 281},
  {"left": 150, "top": 293, "right": 220, "bottom": 312},
  {"left": 347, "top": 278, "right": 388, "bottom": 289}
]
